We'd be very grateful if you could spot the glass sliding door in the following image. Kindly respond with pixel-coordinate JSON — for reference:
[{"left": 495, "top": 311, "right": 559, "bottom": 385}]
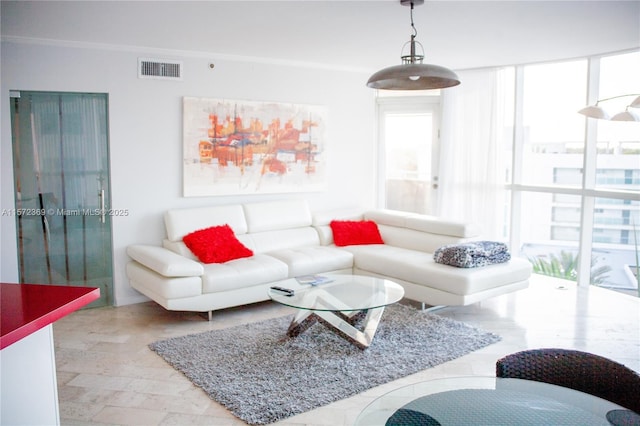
[
  {"left": 377, "top": 97, "right": 440, "bottom": 214},
  {"left": 10, "top": 91, "right": 113, "bottom": 307}
]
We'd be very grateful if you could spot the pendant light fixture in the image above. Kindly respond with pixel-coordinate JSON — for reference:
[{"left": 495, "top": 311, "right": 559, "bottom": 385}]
[{"left": 367, "top": 0, "right": 460, "bottom": 90}]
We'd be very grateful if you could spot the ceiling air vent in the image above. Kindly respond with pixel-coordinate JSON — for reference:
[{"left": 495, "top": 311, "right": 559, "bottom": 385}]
[{"left": 138, "top": 58, "right": 183, "bottom": 80}]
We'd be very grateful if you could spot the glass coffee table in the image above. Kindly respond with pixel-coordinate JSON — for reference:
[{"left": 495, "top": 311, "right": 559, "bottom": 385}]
[{"left": 267, "top": 274, "right": 404, "bottom": 349}]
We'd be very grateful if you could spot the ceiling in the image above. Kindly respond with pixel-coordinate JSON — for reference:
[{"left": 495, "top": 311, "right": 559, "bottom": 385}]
[{"left": 1, "top": 1, "right": 639, "bottom": 72}]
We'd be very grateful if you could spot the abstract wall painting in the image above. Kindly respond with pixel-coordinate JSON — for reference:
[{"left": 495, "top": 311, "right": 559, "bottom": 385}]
[{"left": 183, "top": 97, "right": 328, "bottom": 196}]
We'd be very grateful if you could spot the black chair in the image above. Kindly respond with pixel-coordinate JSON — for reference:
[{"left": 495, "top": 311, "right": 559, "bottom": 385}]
[{"left": 496, "top": 348, "right": 640, "bottom": 414}]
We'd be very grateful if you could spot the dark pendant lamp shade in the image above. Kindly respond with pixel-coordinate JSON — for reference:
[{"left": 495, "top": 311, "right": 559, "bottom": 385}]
[
  {"left": 367, "top": 63, "right": 460, "bottom": 90},
  {"left": 367, "top": 0, "right": 460, "bottom": 91}
]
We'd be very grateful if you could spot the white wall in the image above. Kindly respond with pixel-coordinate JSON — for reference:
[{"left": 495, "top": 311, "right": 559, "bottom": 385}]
[{"left": 0, "top": 40, "right": 377, "bottom": 305}]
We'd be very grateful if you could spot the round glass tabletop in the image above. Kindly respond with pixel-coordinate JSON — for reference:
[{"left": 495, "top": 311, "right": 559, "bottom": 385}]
[{"left": 355, "top": 376, "right": 632, "bottom": 425}]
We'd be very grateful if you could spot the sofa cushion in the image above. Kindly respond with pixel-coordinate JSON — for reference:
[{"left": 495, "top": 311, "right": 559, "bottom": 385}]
[
  {"left": 312, "top": 207, "right": 365, "bottom": 245},
  {"left": 312, "top": 208, "right": 364, "bottom": 227},
  {"left": 163, "top": 239, "right": 198, "bottom": 260},
  {"left": 364, "top": 209, "right": 480, "bottom": 238},
  {"left": 243, "top": 227, "right": 320, "bottom": 254},
  {"left": 200, "top": 254, "right": 288, "bottom": 293},
  {"left": 375, "top": 224, "right": 475, "bottom": 254},
  {"left": 165, "top": 204, "right": 248, "bottom": 242},
  {"left": 243, "top": 200, "right": 312, "bottom": 233},
  {"left": 344, "top": 244, "right": 532, "bottom": 296},
  {"left": 267, "top": 246, "right": 354, "bottom": 276},
  {"left": 330, "top": 220, "right": 384, "bottom": 246},
  {"left": 183, "top": 224, "right": 253, "bottom": 264}
]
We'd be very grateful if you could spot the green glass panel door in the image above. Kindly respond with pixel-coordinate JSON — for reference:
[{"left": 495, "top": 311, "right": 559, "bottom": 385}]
[{"left": 10, "top": 91, "right": 113, "bottom": 307}]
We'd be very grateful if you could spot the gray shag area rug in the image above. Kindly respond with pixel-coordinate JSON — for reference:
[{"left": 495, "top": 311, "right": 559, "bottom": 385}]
[{"left": 149, "top": 303, "right": 501, "bottom": 425}]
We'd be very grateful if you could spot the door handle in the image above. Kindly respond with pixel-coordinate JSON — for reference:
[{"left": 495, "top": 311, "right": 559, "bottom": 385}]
[
  {"left": 43, "top": 215, "right": 51, "bottom": 242},
  {"left": 98, "top": 189, "right": 106, "bottom": 223}
]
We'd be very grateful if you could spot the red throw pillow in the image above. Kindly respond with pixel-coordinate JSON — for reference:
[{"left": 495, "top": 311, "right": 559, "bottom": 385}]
[
  {"left": 183, "top": 224, "right": 253, "bottom": 263},
  {"left": 329, "top": 220, "right": 384, "bottom": 246}
]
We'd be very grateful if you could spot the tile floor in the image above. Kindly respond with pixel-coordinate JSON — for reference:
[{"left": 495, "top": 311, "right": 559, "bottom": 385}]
[{"left": 53, "top": 274, "right": 640, "bottom": 425}]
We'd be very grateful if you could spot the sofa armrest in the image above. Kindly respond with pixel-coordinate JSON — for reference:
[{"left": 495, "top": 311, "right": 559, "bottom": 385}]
[{"left": 127, "top": 244, "right": 204, "bottom": 277}]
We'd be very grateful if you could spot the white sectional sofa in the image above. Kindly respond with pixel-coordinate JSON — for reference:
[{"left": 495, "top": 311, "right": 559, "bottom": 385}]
[{"left": 126, "top": 200, "right": 532, "bottom": 319}]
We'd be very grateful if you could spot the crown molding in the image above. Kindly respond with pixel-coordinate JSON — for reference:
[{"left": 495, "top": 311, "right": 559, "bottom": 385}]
[{"left": 1, "top": 35, "right": 372, "bottom": 74}]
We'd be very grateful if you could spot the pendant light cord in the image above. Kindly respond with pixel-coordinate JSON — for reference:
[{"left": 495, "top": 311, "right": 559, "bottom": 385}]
[{"left": 410, "top": 2, "right": 418, "bottom": 39}]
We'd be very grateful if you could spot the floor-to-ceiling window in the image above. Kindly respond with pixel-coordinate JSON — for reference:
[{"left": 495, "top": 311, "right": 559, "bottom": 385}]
[
  {"left": 515, "top": 59, "right": 590, "bottom": 284},
  {"left": 590, "top": 52, "right": 640, "bottom": 295},
  {"left": 376, "top": 50, "right": 640, "bottom": 297},
  {"left": 511, "top": 50, "right": 640, "bottom": 297}
]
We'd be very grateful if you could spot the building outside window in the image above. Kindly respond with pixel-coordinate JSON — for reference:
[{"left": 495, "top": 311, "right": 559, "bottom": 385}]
[{"left": 515, "top": 50, "right": 639, "bottom": 296}]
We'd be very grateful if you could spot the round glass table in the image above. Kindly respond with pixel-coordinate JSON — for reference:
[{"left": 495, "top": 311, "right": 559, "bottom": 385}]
[
  {"left": 355, "top": 376, "right": 637, "bottom": 425},
  {"left": 268, "top": 274, "right": 404, "bottom": 349}
]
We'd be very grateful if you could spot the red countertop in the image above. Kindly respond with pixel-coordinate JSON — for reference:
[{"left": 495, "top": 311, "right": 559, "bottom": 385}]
[{"left": 1, "top": 283, "right": 100, "bottom": 350}]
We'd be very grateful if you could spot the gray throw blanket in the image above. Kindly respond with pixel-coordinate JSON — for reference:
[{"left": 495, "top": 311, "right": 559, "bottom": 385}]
[{"left": 433, "top": 241, "right": 510, "bottom": 268}]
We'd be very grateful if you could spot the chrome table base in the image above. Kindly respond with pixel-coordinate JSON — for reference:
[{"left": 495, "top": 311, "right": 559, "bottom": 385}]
[{"left": 286, "top": 306, "right": 385, "bottom": 349}]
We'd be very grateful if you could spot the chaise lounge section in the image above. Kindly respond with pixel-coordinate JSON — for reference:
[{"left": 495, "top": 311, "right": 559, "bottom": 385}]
[
  {"left": 126, "top": 200, "right": 532, "bottom": 319},
  {"left": 315, "top": 209, "right": 532, "bottom": 307}
]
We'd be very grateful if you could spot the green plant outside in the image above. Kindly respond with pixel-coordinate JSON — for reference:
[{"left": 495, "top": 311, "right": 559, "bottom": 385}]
[{"left": 528, "top": 250, "right": 612, "bottom": 285}]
